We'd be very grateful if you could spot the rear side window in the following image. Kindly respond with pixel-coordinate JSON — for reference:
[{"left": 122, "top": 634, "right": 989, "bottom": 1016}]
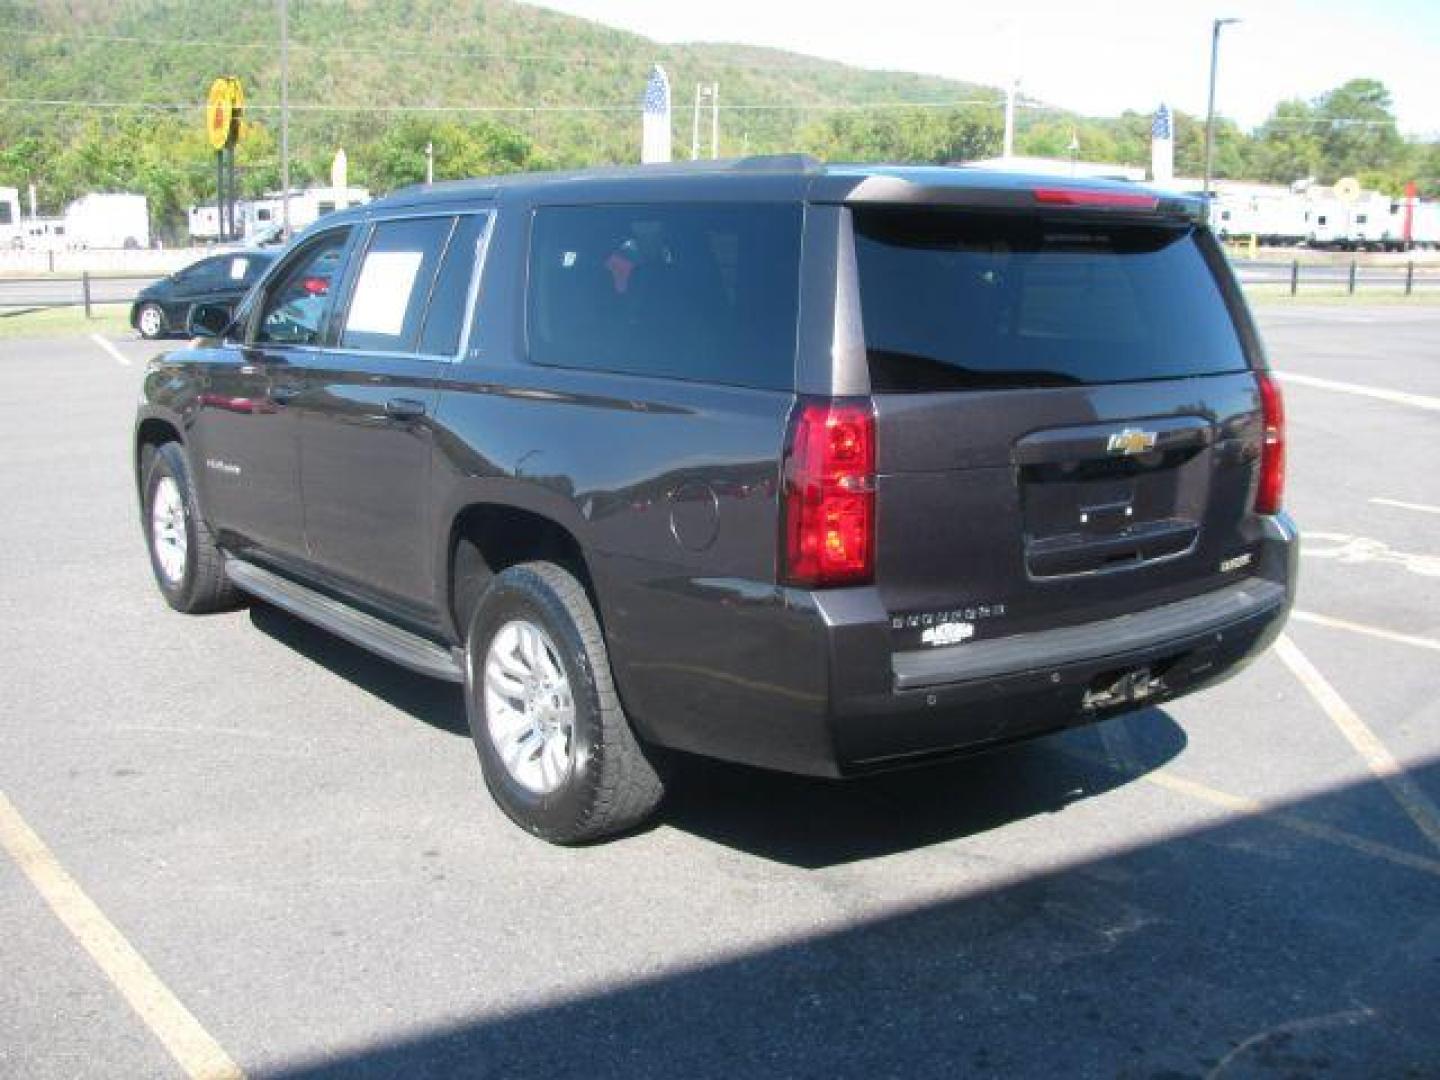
[
  {"left": 527, "top": 203, "right": 801, "bottom": 390},
  {"left": 852, "top": 209, "right": 1248, "bottom": 391},
  {"left": 418, "top": 213, "right": 487, "bottom": 357},
  {"left": 341, "top": 216, "right": 454, "bottom": 353}
]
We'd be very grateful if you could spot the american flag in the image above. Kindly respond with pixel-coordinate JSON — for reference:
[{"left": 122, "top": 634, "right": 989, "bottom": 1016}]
[
  {"left": 1151, "top": 102, "right": 1174, "bottom": 184},
  {"left": 641, "top": 65, "right": 671, "bottom": 163},
  {"left": 1152, "top": 104, "right": 1173, "bottom": 141},
  {"left": 643, "top": 66, "right": 669, "bottom": 117}
]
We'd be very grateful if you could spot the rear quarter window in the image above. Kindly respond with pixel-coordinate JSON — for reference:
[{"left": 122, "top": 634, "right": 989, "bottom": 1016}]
[
  {"left": 526, "top": 202, "right": 802, "bottom": 391},
  {"left": 852, "top": 208, "right": 1248, "bottom": 391}
]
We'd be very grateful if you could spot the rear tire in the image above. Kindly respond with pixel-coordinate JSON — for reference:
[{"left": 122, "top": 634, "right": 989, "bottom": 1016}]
[
  {"left": 141, "top": 442, "right": 242, "bottom": 613},
  {"left": 463, "top": 561, "right": 663, "bottom": 843}
]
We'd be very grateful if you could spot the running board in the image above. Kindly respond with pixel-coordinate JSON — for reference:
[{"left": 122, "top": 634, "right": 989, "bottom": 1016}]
[{"left": 225, "top": 559, "right": 464, "bottom": 683}]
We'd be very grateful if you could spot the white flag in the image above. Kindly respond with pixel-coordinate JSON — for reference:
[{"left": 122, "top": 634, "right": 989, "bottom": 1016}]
[
  {"left": 641, "top": 65, "right": 672, "bottom": 164},
  {"left": 1151, "top": 104, "right": 1174, "bottom": 185}
]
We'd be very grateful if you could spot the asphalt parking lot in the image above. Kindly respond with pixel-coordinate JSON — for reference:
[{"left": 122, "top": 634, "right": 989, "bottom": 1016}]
[{"left": 1, "top": 306, "right": 1437, "bottom": 1079}]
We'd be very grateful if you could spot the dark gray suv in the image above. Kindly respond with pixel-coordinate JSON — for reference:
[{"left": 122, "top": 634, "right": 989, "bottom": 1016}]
[{"left": 134, "top": 157, "right": 1297, "bottom": 842}]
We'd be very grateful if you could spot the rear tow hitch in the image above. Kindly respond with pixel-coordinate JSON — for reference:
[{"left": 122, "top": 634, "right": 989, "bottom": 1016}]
[{"left": 1082, "top": 667, "right": 1164, "bottom": 711}]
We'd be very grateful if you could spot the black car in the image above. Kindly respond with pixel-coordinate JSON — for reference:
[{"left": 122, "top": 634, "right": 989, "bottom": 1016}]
[
  {"left": 134, "top": 157, "right": 1296, "bottom": 843},
  {"left": 130, "top": 250, "right": 276, "bottom": 339}
]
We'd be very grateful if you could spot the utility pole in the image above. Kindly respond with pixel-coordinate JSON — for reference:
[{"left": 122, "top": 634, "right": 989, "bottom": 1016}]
[
  {"left": 1003, "top": 79, "right": 1017, "bottom": 159},
  {"left": 279, "top": 0, "right": 291, "bottom": 240},
  {"left": 1002, "top": 19, "right": 1021, "bottom": 160},
  {"left": 691, "top": 83, "right": 703, "bottom": 160},
  {"left": 710, "top": 81, "right": 719, "bottom": 159},
  {"left": 691, "top": 83, "right": 719, "bottom": 160},
  {"left": 1203, "top": 17, "right": 1240, "bottom": 202}
]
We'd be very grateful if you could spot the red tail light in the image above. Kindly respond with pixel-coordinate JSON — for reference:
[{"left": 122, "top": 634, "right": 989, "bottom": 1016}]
[
  {"left": 782, "top": 398, "right": 875, "bottom": 588},
  {"left": 1032, "top": 187, "right": 1159, "bottom": 211},
  {"left": 1255, "top": 370, "right": 1286, "bottom": 514}
]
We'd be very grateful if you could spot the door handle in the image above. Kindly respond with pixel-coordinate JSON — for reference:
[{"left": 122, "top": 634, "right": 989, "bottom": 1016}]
[{"left": 385, "top": 397, "right": 428, "bottom": 421}]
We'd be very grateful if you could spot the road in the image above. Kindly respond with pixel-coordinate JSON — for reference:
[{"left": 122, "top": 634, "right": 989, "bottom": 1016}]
[
  {"left": 0, "top": 275, "right": 156, "bottom": 310},
  {"left": 1, "top": 309, "right": 1438, "bottom": 1078}
]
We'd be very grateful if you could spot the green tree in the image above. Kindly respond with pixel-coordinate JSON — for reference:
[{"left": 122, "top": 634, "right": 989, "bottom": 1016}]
[
  {"left": 358, "top": 117, "right": 540, "bottom": 190},
  {"left": 1314, "top": 78, "right": 1404, "bottom": 182}
]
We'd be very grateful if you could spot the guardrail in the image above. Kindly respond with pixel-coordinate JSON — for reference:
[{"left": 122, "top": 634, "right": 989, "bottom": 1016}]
[
  {"left": 1231, "top": 259, "right": 1437, "bottom": 295},
  {"left": 0, "top": 274, "right": 157, "bottom": 315}
]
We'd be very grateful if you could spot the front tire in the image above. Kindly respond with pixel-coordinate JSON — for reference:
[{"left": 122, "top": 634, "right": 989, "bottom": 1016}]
[
  {"left": 141, "top": 442, "right": 242, "bottom": 613},
  {"left": 463, "top": 562, "right": 663, "bottom": 843},
  {"left": 136, "top": 302, "right": 166, "bottom": 339}
]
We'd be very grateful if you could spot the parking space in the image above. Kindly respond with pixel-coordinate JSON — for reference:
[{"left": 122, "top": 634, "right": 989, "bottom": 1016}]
[{"left": 1, "top": 308, "right": 1437, "bottom": 1078}]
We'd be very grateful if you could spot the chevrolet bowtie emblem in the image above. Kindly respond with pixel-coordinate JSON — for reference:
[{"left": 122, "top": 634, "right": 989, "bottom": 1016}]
[{"left": 1106, "top": 428, "right": 1158, "bottom": 456}]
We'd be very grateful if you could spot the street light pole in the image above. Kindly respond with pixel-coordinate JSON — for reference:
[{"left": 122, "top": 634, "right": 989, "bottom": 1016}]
[
  {"left": 279, "top": 0, "right": 291, "bottom": 240},
  {"left": 1203, "top": 17, "right": 1239, "bottom": 202}
]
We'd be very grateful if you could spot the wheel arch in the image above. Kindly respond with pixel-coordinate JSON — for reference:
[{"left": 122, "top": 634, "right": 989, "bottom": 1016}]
[
  {"left": 445, "top": 499, "right": 599, "bottom": 645},
  {"left": 134, "top": 415, "right": 184, "bottom": 495}
]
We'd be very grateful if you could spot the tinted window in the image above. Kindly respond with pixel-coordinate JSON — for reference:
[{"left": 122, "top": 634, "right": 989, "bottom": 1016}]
[
  {"left": 340, "top": 216, "right": 453, "bottom": 353},
  {"left": 255, "top": 229, "right": 351, "bottom": 346},
  {"left": 528, "top": 203, "right": 801, "bottom": 390},
  {"left": 0, "top": 203, "right": 12, "bottom": 225},
  {"left": 418, "top": 214, "right": 486, "bottom": 356},
  {"left": 853, "top": 209, "right": 1248, "bottom": 391},
  {"left": 181, "top": 257, "right": 225, "bottom": 286}
]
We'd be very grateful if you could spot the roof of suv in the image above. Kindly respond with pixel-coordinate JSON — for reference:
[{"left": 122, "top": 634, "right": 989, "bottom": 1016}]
[{"left": 355, "top": 156, "right": 1205, "bottom": 219}]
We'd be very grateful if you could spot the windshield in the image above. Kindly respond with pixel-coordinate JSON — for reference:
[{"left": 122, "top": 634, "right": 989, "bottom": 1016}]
[{"left": 852, "top": 207, "right": 1249, "bottom": 391}]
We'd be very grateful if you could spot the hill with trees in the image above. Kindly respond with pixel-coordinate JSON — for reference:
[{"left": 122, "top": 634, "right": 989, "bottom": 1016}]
[{"left": 0, "top": 0, "right": 1433, "bottom": 238}]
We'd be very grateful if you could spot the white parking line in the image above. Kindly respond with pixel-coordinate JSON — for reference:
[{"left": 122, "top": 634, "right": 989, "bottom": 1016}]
[
  {"left": 0, "top": 791, "right": 244, "bottom": 1080},
  {"left": 1275, "top": 634, "right": 1440, "bottom": 854},
  {"left": 1274, "top": 371, "right": 1440, "bottom": 412},
  {"left": 1291, "top": 610, "right": 1440, "bottom": 653},
  {"left": 90, "top": 333, "right": 130, "bottom": 367},
  {"left": 1370, "top": 497, "right": 1440, "bottom": 516}
]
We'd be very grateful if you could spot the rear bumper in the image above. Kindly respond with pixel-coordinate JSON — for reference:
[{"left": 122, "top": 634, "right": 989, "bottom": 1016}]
[
  {"left": 890, "top": 577, "right": 1286, "bottom": 693},
  {"left": 821, "top": 513, "right": 1295, "bottom": 773},
  {"left": 693, "top": 512, "right": 1296, "bottom": 777}
]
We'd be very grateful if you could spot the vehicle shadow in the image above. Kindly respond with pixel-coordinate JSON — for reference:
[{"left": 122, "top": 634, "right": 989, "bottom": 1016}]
[
  {"left": 249, "top": 599, "right": 1185, "bottom": 868},
  {"left": 248, "top": 603, "right": 471, "bottom": 737},
  {"left": 657, "top": 710, "right": 1186, "bottom": 868},
  {"left": 268, "top": 763, "right": 1440, "bottom": 1080}
]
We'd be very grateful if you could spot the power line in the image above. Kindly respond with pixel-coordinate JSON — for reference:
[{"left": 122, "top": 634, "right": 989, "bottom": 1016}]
[{"left": 0, "top": 96, "right": 1004, "bottom": 114}]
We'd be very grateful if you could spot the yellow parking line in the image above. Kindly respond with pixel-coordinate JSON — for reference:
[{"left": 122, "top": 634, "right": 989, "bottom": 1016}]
[
  {"left": 1275, "top": 634, "right": 1440, "bottom": 853},
  {"left": 1077, "top": 734, "right": 1440, "bottom": 878},
  {"left": 1138, "top": 767, "right": 1440, "bottom": 878},
  {"left": 0, "top": 792, "right": 244, "bottom": 1080},
  {"left": 1291, "top": 609, "right": 1440, "bottom": 653}
]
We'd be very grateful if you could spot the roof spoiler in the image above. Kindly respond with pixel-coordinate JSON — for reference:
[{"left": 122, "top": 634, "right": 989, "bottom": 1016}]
[{"left": 844, "top": 175, "right": 1204, "bottom": 221}]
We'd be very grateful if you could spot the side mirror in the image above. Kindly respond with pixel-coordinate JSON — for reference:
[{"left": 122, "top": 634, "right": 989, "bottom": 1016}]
[{"left": 188, "top": 302, "right": 234, "bottom": 338}]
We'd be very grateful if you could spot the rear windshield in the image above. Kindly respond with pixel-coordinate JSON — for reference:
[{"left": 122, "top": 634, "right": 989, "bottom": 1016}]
[{"left": 852, "top": 208, "right": 1248, "bottom": 391}]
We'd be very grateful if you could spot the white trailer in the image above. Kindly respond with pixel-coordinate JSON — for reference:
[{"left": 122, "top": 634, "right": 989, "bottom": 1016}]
[
  {"left": 20, "top": 217, "right": 70, "bottom": 251},
  {"left": 1209, "top": 183, "right": 1307, "bottom": 246},
  {"left": 186, "top": 186, "right": 370, "bottom": 244},
  {"left": 265, "top": 186, "right": 370, "bottom": 233},
  {"left": 1410, "top": 202, "right": 1440, "bottom": 249},
  {"left": 64, "top": 193, "right": 150, "bottom": 249},
  {"left": 0, "top": 186, "right": 21, "bottom": 248}
]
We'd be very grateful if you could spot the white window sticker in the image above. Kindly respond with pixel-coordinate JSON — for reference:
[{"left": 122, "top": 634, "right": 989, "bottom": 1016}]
[
  {"left": 346, "top": 250, "right": 424, "bottom": 336},
  {"left": 229, "top": 257, "right": 249, "bottom": 281}
]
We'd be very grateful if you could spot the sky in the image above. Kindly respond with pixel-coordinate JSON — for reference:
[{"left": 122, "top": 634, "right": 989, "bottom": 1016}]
[{"left": 528, "top": 0, "right": 1440, "bottom": 137}]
